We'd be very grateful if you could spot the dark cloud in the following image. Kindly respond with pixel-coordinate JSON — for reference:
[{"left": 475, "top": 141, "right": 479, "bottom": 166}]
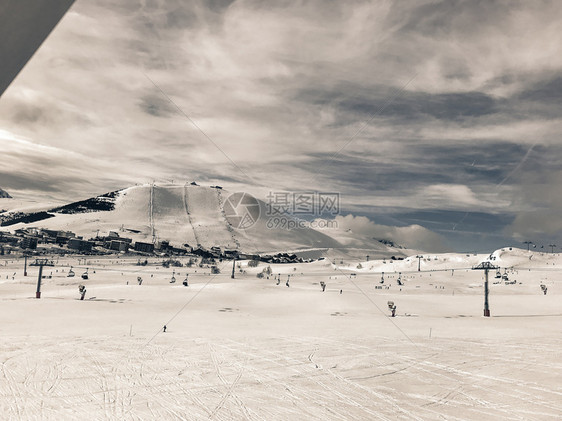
[
  {"left": 504, "top": 150, "right": 562, "bottom": 241},
  {"left": 11, "top": 102, "right": 55, "bottom": 125},
  {"left": 300, "top": 140, "right": 532, "bottom": 192},
  {"left": 345, "top": 207, "right": 517, "bottom": 252},
  {"left": 139, "top": 94, "right": 177, "bottom": 117},
  {"left": 0, "top": 170, "right": 78, "bottom": 193},
  {"left": 5, "top": 95, "right": 94, "bottom": 131},
  {"left": 296, "top": 85, "right": 499, "bottom": 124},
  {"left": 398, "top": 209, "right": 513, "bottom": 233},
  {"left": 517, "top": 76, "right": 562, "bottom": 104},
  {"left": 398, "top": 0, "right": 507, "bottom": 37}
]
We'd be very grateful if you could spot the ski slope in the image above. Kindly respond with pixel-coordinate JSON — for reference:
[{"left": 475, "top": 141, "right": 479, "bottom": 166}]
[
  {"left": 183, "top": 186, "right": 237, "bottom": 249},
  {"left": 0, "top": 184, "right": 361, "bottom": 254},
  {"left": 0, "top": 250, "right": 561, "bottom": 419}
]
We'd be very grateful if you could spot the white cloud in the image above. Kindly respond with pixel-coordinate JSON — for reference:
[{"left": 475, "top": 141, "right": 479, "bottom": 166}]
[{"left": 319, "top": 214, "right": 448, "bottom": 252}]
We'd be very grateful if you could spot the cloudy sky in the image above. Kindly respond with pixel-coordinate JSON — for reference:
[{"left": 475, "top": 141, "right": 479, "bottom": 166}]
[{"left": 1, "top": 0, "right": 561, "bottom": 252}]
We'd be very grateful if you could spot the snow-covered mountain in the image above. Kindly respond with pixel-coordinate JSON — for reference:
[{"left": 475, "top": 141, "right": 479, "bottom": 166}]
[
  {"left": 0, "top": 188, "right": 11, "bottom": 199},
  {"left": 0, "top": 184, "right": 412, "bottom": 256}
]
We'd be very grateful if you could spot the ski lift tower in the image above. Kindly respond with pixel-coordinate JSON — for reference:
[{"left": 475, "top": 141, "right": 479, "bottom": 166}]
[
  {"left": 23, "top": 251, "right": 32, "bottom": 276},
  {"left": 30, "top": 258, "right": 55, "bottom": 299},
  {"left": 472, "top": 261, "right": 498, "bottom": 317},
  {"left": 416, "top": 255, "right": 423, "bottom": 271}
]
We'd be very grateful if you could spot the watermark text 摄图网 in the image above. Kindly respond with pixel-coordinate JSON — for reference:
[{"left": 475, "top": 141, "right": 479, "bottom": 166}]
[
  {"left": 265, "top": 191, "right": 340, "bottom": 230},
  {"left": 265, "top": 191, "right": 340, "bottom": 217},
  {"left": 223, "top": 191, "right": 340, "bottom": 230}
]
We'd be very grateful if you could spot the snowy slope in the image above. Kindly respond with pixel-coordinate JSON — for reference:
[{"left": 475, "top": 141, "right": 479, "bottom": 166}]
[
  {"left": 1, "top": 253, "right": 561, "bottom": 420},
  {"left": 335, "top": 252, "right": 490, "bottom": 273},
  {"left": 184, "top": 185, "right": 237, "bottom": 249},
  {"left": 0, "top": 183, "right": 415, "bottom": 256},
  {"left": 1, "top": 186, "right": 153, "bottom": 240},
  {"left": 334, "top": 247, "right": 562, "bottom": 274},
  {"left": 0, "top": 184, "right": 343, "bottom": 253},
  {"left": 489, "top": 247, "right": 562, "bottom": 268},
  {"left": 150, "top": 184, "right": 197, "bottom": 246}
]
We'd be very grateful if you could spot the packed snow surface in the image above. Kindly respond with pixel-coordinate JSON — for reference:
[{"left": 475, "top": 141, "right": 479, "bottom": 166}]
[{"left": 0, "top": 248, "right": 561, "bottom": 419}]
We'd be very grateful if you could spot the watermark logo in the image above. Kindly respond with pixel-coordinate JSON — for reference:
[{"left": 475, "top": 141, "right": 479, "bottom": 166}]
[
  {"left": 223, "top": 192, "right": 260, "bottom": 229},
  {"left": 266, "top": 191, "right": 340, "bottom": 217},
  {"left": 224, "top": 191, "right": 340, "bottom": 231},
  {"left": 265, "top": 191, "right": 340, "bottom": 230}
]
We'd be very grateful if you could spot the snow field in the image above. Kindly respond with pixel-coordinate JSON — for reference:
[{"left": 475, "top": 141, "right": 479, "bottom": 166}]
[{"left": 0, "top": 254, "right": 561, "bottom": 420}]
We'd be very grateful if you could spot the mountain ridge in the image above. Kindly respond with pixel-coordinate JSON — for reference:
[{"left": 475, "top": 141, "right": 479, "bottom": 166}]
[{"left": 0, "top": 188, "right": 12, "bottom": 199}]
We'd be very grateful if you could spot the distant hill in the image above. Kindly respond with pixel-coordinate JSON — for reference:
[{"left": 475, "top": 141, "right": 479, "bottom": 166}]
[
  {"left": 0, "top": 188, "right": 12, "bottom": 199},
  {"left": 0, "top": 184, "right": 409, "bottom": 257}
]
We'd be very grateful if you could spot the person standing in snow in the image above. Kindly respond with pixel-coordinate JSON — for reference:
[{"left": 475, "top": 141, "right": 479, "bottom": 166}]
[
  {"left": 387, "top": 301, "right": 396, "bottom": 317},
  {"left": 78, "top": 284, "right": 86, "bottom": 300}
]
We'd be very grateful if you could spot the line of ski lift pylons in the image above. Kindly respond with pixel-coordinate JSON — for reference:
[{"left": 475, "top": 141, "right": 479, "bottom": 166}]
[{"left": 27, "top": 246, "right": 552, "bottom": 303}]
